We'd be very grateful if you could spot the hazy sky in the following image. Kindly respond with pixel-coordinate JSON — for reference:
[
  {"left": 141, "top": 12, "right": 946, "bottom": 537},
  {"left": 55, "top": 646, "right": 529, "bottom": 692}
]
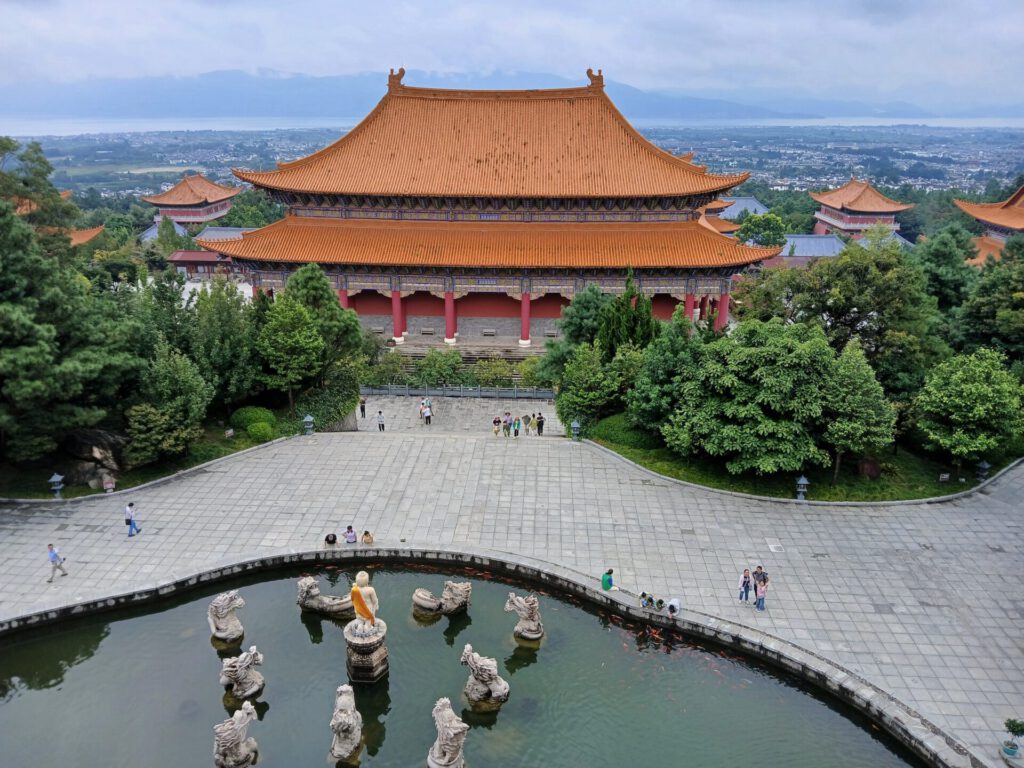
[{"left": 2, "top": 0, "right": 1021, "bottom": 107}]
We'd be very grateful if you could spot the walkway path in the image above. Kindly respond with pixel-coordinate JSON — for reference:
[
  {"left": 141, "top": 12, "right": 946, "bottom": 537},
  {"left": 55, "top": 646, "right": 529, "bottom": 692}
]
[{"left": 0, "top": 397, "right": 1020, "bottom": 766}]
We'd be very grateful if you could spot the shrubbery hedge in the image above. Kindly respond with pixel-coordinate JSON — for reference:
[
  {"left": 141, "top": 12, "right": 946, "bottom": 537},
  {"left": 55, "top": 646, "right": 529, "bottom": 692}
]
[{"left": 229, "top": 406, "right": 276, "bottom": 431}]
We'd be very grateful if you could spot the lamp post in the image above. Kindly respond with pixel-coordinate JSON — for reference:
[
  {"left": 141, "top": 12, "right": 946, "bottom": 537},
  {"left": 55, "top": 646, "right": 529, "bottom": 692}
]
[
  {"left": 303, "top": 414, "right": 315, "bottom": 436},
  {"left": 571, "top": 420, "right": 580, "bottom": 441},
  {"left": 49, "top": 473, "right": 65, "bottom": 500},
  {"left": 975, "top": 460, "right": 992, "bottom": 482},
  {"left": 795, "top": 475, "right": 809, "bottom": 501}
]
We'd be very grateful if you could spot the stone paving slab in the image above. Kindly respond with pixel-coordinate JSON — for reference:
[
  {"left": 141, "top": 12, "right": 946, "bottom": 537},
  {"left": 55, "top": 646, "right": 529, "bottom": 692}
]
[{"left": 0, "top": 402, "right": 1020, "bottom": 766}]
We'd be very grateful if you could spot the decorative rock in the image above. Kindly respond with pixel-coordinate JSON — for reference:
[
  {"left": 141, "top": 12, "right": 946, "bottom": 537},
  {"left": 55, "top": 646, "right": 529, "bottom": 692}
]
[
  {"left": 297, "top": 576, "right": 354, "bottom": 618},
  {"left": 208, "top": 590, "right": 246, "bottom": 642},
  {"left": 460, "top": 643, "right": 510, "bottom": 710},
  {"left": 344, "top": 571, "right": 389, "bottom": 682},
  {"left": 219, "top": 646, "right": 265, "bottom": 699},
  {"left": 427, "top": 697, "right": 469, "bottom": 768},
  {"left": 412, "top": 581, "right": 472, "bottom": 616},
  {"left": 504, "top": 591, "right": 544, "bottom": 641},
  {"left": 329, "top": 683, "right": 363, "bottom": 763},
  {"left": 213, "top": 700, "right": 259, "bottom": 768}
]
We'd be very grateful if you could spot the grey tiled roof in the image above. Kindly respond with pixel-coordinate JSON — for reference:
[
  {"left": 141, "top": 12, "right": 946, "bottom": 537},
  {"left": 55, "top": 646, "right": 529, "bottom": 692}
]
[
  {"left": 782, "top": 234, "right": 846, "bottom": 258},
  {"left": 195, "top": 226, "right": 259, "bottom": 241},
  {"left": 720, "top": 196, "right": 769, "bottom": 220}
]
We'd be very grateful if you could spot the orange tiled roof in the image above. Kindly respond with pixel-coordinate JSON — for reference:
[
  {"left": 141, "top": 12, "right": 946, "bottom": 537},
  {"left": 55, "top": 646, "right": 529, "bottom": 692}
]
[
  {"left": 197, "top": 215, "right": 778, "bottom": 269},
  {"left": 954, "top": 184, "right": 1024, "bottom": 231},
  {"left": 703, "top": 198, "right": 734, "bottom": 213},
  {"left": 703, "top": 216, "right": 741, "bottom": 234},
  {"left": 67, "top": 225, "right": 105, "bottom": 246},
  {"left": 233, "top": 69, "right": 748, "bottom": 199},
  {"left": 810, "top": 178, "right": 913, "bottom": 214},
  {"left": 966, "top": 235, "right": 1006, "bottom": 266},
  {"left": 142, "top": 174, "right": 241, "bottom": 206}
]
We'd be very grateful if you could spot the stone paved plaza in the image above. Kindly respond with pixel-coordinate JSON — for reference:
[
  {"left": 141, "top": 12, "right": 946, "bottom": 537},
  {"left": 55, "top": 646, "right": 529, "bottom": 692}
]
[{"left": 1, "top": 396, "right": 1021, "bottom": 765}]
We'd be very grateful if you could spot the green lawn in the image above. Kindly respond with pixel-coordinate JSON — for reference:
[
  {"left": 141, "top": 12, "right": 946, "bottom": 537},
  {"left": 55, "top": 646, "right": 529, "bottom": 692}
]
[
  {"left": 0, "top": 424, "right": 292, "bottom": 500},
  {"left": 589, "top": 413, "right": 1000, "bottom": 502}
]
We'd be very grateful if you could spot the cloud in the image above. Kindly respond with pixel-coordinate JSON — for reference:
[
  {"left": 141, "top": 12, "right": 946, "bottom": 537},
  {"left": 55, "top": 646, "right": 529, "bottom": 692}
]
[{"left": 0, "top": 0, "right": 1020, "bottom": 108}]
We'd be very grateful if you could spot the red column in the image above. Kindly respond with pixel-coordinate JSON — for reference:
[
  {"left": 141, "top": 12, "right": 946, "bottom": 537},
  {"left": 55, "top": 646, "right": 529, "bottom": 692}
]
[
  {"left": 714, "top": 292, "right": 731, "bottom": 332},
  {"left": 444, "top": 291, "right": 457, "bottom": 344},
  {"left": 337, "top": 289, "right": 349, "bottom": 309},
  {"left": 251, "top": 286, "right": 260, "bottom": 299},
  {"left": 684, "top": 293, "right": 696, "bottom": 321},
  {"left": 391, "top": 290, "right": 404, "bottom": 343},
  {"left": 519, "top": 292, "right": 531, "bottom": 347},
  {"left": 698, "top": 294, "right": 709, "bottom": 320}
]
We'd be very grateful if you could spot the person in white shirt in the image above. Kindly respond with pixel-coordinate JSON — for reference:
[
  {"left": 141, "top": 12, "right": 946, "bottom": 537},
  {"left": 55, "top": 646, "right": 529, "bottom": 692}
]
[{"left": 125, "top": 502, "right": 141, "bottom": 537}]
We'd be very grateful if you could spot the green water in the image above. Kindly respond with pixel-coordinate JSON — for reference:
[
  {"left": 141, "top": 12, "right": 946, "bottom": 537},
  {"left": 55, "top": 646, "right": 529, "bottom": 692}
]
[{"left": 0, "top": 566, "right": 920, "bottom": 767}]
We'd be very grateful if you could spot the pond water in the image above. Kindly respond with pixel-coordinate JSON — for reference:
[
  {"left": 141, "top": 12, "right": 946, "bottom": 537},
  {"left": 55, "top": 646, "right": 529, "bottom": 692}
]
[{"left": 0, "top": 565, "right": 921, "bottom": 767}]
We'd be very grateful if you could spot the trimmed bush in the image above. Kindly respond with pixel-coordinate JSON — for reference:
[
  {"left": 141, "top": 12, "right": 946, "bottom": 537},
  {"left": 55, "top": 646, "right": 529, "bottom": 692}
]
[
  {"left": 295, "top": 367, "right": 360, "bottom": 430},
  {"left": 230, "top": 406, "right": 276, "bottom": 431},
  {"left": 246, "top": 422, "right": 275, "bottom": 442},
  {"left": 473, "top": 357, "right": 515, "bottom": 387},
  {"left": 591, "top": 413, "right": 663, "bottom": 450}
]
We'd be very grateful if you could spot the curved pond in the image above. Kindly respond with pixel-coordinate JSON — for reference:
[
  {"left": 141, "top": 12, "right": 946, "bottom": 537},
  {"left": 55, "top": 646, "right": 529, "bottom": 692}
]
[{"left": 0, "top": 565, "right": 921, "bottom": 767}]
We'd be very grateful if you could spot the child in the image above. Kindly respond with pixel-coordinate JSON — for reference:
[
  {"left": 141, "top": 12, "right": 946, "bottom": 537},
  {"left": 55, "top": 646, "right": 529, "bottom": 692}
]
[
  {"left": 492, "top": 415, "right": 501, "bottom": 436},
  {"left": 513, "top": 415, "right": 521, "bottom": 438},
  {"left": 755, "top": 577, "right": 768, "bottom": 611}
]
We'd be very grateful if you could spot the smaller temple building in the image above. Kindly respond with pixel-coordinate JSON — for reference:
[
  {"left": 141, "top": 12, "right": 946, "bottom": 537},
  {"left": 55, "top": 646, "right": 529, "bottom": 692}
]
[
  {"left": 954, "top": 183, "right": 1024, "bottom": 265},
  {"left": 811, "top": 178, "right": 912, "bottom": 238},
  {"left": 142, "top": 173, "right": 240, "bottom": 225}
]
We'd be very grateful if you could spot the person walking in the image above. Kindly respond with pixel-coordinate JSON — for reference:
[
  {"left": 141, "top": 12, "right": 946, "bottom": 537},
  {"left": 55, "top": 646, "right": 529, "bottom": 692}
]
[
  {"left": 522, "top": 413, "right": 532, "bottom": 436},
  {"left": 423, "top": 404, "right": 432, "bottom": 426},
  {"left": 46, "top": 544, "right": 68, "bottom": 582},
  {"left": 125, "top": 502, "right": 142, "bottom": 537},
  {"left": 492, "top": 415, "right": 501, "bottom": 436},
  {"left": 513, "top": 415, "right": 521, "bottom": 438},
  {"left": 536, "top": 412, "right": 545, "bottom": 436},
  {"left": 755, "top": 577, "right": 769, "bottom": 611},
  {"left": 738, "top": 568, "right": 752, "bottom": 604},
  {"left": 359, "top": 398, "right": 366, "bottom": 418},
  {"left": 502, "top": 412, "right": 512, "bottom": 438},
  {"left": 376, "top": 410, "right": 386, "bottom": 432}
]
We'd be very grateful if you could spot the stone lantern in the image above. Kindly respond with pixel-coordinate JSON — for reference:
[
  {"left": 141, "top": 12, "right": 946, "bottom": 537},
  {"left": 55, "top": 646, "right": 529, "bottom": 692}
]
[
  {"left": 48, "top": 473, "right": 64, "bottom": 500},
  {"left": 796, "top": 475, "right": 810, "bottom": 501},
  {"left": 303, "top": 414, "right": 314, "bottom": 436}
]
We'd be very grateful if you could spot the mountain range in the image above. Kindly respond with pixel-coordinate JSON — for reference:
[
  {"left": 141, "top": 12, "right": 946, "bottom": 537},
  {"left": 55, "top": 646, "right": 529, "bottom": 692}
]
[{"left": 1, "top": 70, "right": 1021, "bottom": 121}]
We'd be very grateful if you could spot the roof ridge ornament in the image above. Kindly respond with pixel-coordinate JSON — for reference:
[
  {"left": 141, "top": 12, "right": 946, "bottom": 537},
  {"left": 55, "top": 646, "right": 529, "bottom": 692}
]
[
  {"left": 388, "top": 67, "right": 406, "bottom": 92},
  {"left": 586, "top": 68, "right": 604, "bottom": 88}
]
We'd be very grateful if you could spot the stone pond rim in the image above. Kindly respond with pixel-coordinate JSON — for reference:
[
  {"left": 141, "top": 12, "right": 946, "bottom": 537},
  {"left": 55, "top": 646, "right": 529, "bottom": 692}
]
[{"left": 0, "top": 544, "right": 987, "bottom": 768}]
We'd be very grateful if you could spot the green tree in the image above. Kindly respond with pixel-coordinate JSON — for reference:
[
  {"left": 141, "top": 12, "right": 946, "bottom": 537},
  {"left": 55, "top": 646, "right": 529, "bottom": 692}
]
[
  {"left": 627, "top": 310, "right": 705, "bottom": 429},
  {"left": 154, "top": 216, "right": 187, "bottom": 255},
  {"left": 216, "top": 189, "right": 285, "bottom": 228},
  {"left": 736, "top": 213, "right": 787, "bottom": 247},
  {"left": 554, "top": 342, "right": 618, "bottom": 434},
  {"left": 535, "top": 284, "right": 612, "bottom": 387},
  {"left": 192, "top": 277, "right": 259, "bottom": 411},
  {"left": 662, "top": 320, "right": 835, "bottom": 475},
  {"left": 256, "top": 294, "right": 324, "bottom": 415},
  {"left": 124, "top": 338, "right": 213, "bottom": 466},
  {"left": 960, "top": 236, "right": 1024, "bottom": 362},
  {"left": 607, "top": 343, "right": 644, "bottom": 409},
  {"left": 412, "top": 348, "right": 468, "bottom": 386},
  {"left": 284, "top": 264, "right": 362, "bottom": 382},
  {"left": 595, "top": 270, "right": 658, "bottom": 362},
  {"left": 0, "top": 202, "right": 142, "bottom": 460},
  {"left": 737, "top": 229, "right": 948, "bottom": 401},
  {"left": 731, "top": 267, "right": 803, "bottom": 324},
  {"left": 473, "top": 358, "right": 515, "bottom": 387},
  {"left": 821, "top": 339, "right": 896, "bottom": 484},
  {"left": 133, "top": 268, "right": 196, "bottom": 356},
  {"left": 913, "top": 223, "right": 978, "bottom": 311},
  {"left": 914, "top": 348, "right": 1023, "bottom": 477}
]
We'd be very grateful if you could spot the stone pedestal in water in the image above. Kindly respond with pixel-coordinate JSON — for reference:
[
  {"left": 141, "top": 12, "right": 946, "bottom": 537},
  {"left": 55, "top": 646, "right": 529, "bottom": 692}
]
[{"left": 343, "top": 618, "right": 389, "bottom": 683}]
